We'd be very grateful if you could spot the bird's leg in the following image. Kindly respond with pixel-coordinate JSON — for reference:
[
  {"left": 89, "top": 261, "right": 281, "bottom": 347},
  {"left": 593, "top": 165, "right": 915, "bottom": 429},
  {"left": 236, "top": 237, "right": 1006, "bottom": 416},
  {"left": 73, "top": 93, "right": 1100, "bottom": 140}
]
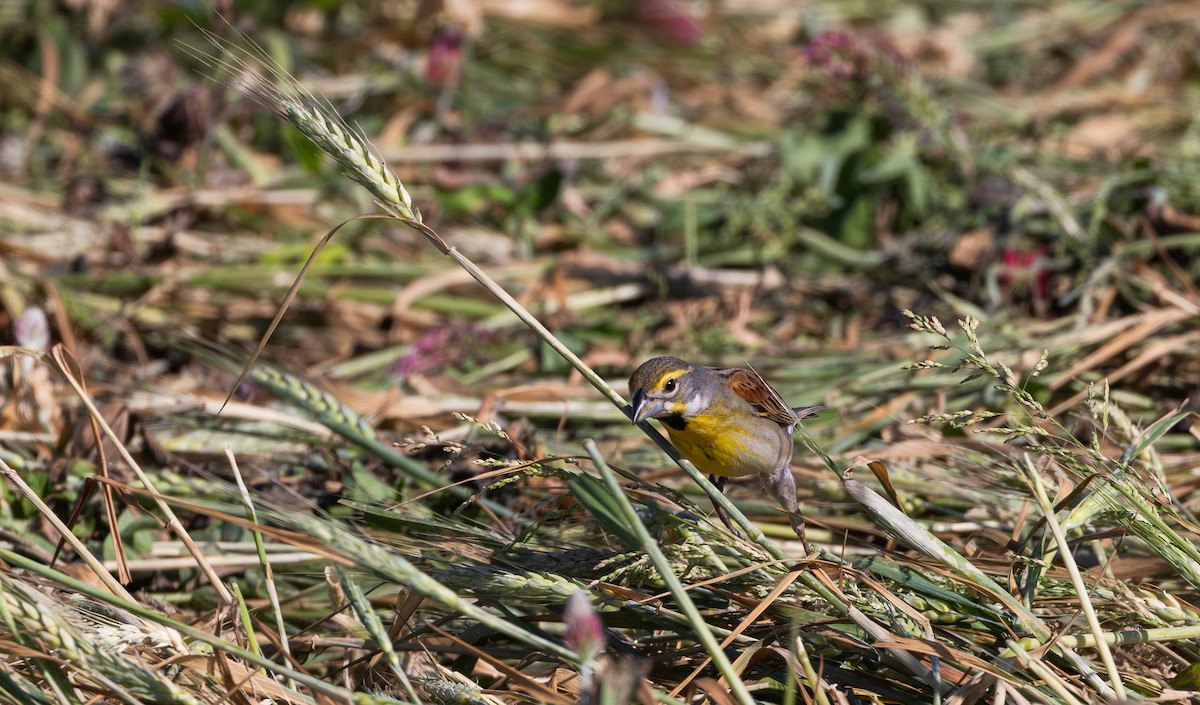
[
  {"left": 763, "top": 465, "right": 813, "bottom": 555},
  {"left": 708, "top": 474, "right": 741, "bottom": 537}
]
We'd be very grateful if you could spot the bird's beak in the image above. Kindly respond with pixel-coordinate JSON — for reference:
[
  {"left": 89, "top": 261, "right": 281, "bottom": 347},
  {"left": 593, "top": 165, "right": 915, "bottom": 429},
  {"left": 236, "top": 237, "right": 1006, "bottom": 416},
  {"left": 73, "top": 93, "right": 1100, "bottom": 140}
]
[{"left": 631, "top": 393, "right": 666, "bottom": 425}]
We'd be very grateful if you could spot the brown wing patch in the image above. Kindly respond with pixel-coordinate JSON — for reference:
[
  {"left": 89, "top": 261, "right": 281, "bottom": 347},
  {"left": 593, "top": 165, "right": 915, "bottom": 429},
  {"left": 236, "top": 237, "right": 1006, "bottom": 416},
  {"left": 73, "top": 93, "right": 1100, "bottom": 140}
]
[{"left": 725, "top": 368, "right": 798, "bottom": 426}]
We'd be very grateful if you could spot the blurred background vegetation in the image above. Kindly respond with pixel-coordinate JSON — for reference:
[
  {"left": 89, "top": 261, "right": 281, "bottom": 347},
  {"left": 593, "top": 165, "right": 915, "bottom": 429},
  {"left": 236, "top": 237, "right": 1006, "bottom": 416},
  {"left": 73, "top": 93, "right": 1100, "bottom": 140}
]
[{"left": 2, "top": 0, "right": 1200, "bottom": 703}]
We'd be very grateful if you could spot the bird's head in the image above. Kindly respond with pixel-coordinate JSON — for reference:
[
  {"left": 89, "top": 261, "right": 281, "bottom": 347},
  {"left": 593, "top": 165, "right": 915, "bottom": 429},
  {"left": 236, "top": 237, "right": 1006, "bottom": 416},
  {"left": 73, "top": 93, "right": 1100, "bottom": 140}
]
[{"left": 628, "top": 356, "right": 713, "bottom": 424}]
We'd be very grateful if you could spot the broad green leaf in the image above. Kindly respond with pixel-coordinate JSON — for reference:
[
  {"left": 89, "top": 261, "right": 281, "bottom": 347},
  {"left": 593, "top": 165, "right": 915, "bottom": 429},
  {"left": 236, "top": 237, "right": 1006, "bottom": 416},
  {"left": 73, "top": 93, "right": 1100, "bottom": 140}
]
[{"left": 567, "top": 472, "right": 639, "bottom": 549}]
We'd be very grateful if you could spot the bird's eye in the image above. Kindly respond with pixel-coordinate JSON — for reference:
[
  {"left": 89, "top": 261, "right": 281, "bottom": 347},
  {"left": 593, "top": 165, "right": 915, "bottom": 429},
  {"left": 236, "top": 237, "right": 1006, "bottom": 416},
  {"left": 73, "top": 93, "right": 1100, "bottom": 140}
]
[{"left": 663, "top": 378, "right": 677, "bottom": 394}]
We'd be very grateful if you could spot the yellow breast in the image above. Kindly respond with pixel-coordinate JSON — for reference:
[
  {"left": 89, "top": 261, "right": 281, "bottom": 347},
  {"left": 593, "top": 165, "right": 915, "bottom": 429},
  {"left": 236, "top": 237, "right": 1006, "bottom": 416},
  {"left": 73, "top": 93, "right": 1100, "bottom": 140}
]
[{"left": 662, "top": 411, "right": 789, "bottom": 478}]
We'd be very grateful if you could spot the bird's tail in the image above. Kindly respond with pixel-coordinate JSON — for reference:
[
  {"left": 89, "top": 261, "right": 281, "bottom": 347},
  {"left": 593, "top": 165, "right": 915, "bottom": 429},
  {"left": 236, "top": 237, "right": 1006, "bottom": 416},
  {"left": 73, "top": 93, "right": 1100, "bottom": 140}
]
[{"left": 792, "top": 405, "right": 825, "bottom": 419}]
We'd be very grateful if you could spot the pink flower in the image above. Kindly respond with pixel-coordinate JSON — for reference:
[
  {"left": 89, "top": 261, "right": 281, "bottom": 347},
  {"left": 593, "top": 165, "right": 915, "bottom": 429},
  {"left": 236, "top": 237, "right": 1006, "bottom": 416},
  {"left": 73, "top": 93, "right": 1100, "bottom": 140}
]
[
  {"left": 14, "top": 307, "right": 50, "bottom": 352},
  {"left": 426, "top": 26, "right": 464, "bottom": 89},
  {"left": 564, "top": 591, "right": 604, "bottom": 662},
  {"left": 633, "top": 0, "right": 704, "bottom": 45},
  {"left": 998, "top": 245, "right": 1050, "bottom": 299}
]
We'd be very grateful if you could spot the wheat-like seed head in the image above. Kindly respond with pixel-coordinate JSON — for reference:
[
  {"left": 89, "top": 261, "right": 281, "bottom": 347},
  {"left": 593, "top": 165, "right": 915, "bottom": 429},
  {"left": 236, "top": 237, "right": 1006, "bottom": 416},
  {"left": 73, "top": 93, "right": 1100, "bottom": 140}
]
[
  {"left": 186, "top": 28, "right": 421, "bottom": 222},
  {"left": 0, "top": 577, "right": 202, "bottom": 705},
  {"left": 60, "top": 594, "right": 180, "bottom": 652}
]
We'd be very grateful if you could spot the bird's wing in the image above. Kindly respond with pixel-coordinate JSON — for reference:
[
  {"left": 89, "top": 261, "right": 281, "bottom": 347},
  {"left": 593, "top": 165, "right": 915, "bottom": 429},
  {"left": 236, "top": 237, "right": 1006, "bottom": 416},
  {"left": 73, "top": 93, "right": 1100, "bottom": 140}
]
[
  {"left": 725, "top": 368, "right": 800, "bottom": 426},
  {"left": 792, "top": 405, "right": 825, "bottom": 420}
]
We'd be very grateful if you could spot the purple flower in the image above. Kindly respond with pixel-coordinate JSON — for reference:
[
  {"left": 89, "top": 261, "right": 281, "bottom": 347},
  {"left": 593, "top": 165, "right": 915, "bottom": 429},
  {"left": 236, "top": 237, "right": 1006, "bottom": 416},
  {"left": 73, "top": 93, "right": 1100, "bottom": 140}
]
[
  {"left": 802, "top": 31, "right": 873, "bottom": 81},
  {"left": 394, "top": 323, "right": 515, "bottom": 379}
]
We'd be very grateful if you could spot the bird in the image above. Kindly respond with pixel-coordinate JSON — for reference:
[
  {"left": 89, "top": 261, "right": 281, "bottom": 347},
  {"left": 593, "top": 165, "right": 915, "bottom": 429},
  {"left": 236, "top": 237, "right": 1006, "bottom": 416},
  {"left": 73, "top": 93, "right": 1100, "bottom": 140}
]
[{"left": 628, "top": 356, "right": 823, "bottom": 551}]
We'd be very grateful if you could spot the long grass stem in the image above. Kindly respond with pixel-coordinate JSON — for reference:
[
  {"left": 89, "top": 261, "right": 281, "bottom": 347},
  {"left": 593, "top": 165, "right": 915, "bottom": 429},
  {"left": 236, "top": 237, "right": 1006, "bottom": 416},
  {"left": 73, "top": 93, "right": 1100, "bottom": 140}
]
[
  {"left": 1024, "top": 457, "right": 1127, "bottom": 700},
  {"left": 586, "top": 440, "right": 756, "bottom": 705}
]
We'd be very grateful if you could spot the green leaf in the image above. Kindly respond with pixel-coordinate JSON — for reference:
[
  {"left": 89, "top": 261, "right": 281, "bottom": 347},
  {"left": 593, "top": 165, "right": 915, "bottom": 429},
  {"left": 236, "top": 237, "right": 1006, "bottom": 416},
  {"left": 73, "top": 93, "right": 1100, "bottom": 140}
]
[
  {"left": 781, "top": 116, "right": 871, "bottom": 194},
  {"left": 259, "top": 241, "right": 349, "bottom": 266},
  {"left": 567, "top": 472, "right": 639, "bottom": 549},
  {"left": 905, "top": 167, "right": 932, "bottom": 216},
  {"left": 282, "top": 123, "right": 325, "bottom": 173},
  {"left": 435, "top": 183, "right": 517, "bottom": 216},
  {"left": 837, "top": 196, "right": 874, "bottom": 249},
  {"left": 1119, "top": 407, "right": 1193, "bottom": 466},
  {"left": 348, "top": 500, "right": 498, "bottom": 541},
  {"left": 539, "top": 334, "right": 585, "bottom": 373},
  {"left": 858, "top": 141, "right": 918, "bottom": 185},
  {"left": 347, "top": 462, "right": 398, "bottom": 503},
  {"left": 1171, "top": 661, "right": 1200, "bottom": 689},
  {"left": 108, "top": 513, "right": 162, "bottom": 560},
  {"left": 515, "top": 167, "right": 563, "bottom": 215}
]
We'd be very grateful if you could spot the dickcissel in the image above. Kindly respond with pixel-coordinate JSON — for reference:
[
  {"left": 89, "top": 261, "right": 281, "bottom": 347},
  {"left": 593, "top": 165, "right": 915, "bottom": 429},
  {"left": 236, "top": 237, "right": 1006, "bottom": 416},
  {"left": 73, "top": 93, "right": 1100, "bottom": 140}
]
[{"left": 628, "top": 356, "right": 823, "bottom": 549}]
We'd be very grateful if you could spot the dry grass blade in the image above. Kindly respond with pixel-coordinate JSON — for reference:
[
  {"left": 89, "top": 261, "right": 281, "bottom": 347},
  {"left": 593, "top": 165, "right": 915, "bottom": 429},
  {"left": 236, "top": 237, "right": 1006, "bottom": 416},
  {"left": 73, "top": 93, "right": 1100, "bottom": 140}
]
[
  {"left": 0, "top": 576, "right": 199, "bottom": 705},
  {"left": 1048, "top": 306, "right": 1192, "bottom": 391},
  {"left": 217, "top": 215, "right": 379, "bottom": 411},
  {"left": 49, "top": 345, "right": 235, "bottom": 604},
  {"left": 0, "top": 455, "right": 131, "bottom": 602},
  {"left": 424, "top": 622, "right": 573, "bottom": 705},
  {"left": 669, "top": 567, "right": 806, "bottom": 697}
]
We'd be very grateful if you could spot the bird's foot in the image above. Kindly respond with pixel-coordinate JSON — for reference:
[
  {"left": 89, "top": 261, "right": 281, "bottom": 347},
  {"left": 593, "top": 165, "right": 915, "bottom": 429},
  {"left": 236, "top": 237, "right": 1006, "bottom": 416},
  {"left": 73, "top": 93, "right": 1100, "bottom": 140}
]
[
  {"left": 789, "top": 513, "right": 813, "bottom": 556},
  {"left": 708, "top": 474, "right": 741, "bottom": 538},
  {"left": 712, "top": 501, "right": 742, "bottom": 538}
]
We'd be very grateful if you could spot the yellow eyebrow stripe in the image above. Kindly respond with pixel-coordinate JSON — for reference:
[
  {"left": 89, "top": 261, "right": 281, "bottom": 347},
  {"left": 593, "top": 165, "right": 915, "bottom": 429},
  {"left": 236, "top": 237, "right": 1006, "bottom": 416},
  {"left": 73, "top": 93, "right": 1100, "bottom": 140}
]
[{"left": 654, "top": 367, "right": 690, "bottom": 393}]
